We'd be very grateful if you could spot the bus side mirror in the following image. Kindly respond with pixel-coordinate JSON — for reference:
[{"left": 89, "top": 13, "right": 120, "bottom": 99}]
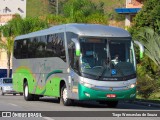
[
  {"left": 134, "top": 40, "right": 144, "bottom": 59},
  {"left": 71, "top": 38, "right": 81, "bottom": 56}
]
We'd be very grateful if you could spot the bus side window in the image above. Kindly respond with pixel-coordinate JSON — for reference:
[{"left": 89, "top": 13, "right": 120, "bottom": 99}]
[
  {"left": 21, "top": 39, "right": 28, "bottom": 58},
  {"left": 68, "top": 41, "right": 75, "bottom": 68},
  {"left": 46, "top": 34, "right": 54, "bottom": 57},
  {"left": 29, "top": 38, "right": 38, "bottom": 58},
  {"left": 14, "top": 40, "right": 24, "bottom": 59},
  {"left": 36, "top": 36, "right": 46, "bottom": 58},
  {"left": 58, "top": 33, "right": 66, "bottom": 62},
  {"left": 46, "top": 33, "right": 66, "bottom": 62},
  {"left": 66, "top": 32, "right": 79, "bottom": 72},
  {"left": 68, "top": 41, "right": 79, "bottom": 72}
]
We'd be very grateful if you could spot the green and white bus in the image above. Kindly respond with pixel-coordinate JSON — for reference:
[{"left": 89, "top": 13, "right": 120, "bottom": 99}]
[{"left": 13, "top": 24, "right": 139, "bottom": 107}]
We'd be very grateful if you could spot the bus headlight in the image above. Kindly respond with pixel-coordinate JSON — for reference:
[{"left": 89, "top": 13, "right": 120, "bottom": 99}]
[
  {"left": 130, "top": 83, "right": 136, "bottom": 88},
  {"left": 84, "top": 83, "right": 93, "bottom": 88},
  {"left": 80, "top": 81, "right": 95, "bottom": 88}
]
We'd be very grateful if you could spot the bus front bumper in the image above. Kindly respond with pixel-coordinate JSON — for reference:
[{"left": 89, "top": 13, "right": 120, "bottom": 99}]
[{"left": 78, "top": 84, "right": 136, "bottom": 101}]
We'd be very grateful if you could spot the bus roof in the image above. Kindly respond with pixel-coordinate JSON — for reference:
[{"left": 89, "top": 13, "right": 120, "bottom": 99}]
[{"left": 15, "top": 23, "right": 131, "bottom": 40}]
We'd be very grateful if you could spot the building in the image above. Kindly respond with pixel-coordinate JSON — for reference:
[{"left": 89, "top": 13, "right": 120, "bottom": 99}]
[
  {"left": 115, "top": 0, "right": 143, "bottom": 27},
  {"left": 0, "top": 0, "right": 26, "bottom": 69},
  {"left": 0, "top": 0, "right": 26, "bottom": 25}
]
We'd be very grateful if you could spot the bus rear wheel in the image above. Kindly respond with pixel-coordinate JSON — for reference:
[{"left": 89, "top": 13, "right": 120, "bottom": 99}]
[
  {"left": 60, "top": 85, "right": 72, "bottom": 106},
  {"left": 24, "top": 82, "right": 34, "bottom": 101},
  {"left": 33, "top": 95, "right": 40, "bottom": 101}
]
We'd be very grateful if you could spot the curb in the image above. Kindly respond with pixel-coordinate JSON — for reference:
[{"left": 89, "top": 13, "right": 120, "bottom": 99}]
[{"left": 125, "top": 100, "right": 160, "bottom": 108}]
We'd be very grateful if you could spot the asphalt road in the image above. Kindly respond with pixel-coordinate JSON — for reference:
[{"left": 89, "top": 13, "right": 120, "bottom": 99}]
[{"left": 0, "top": 94, "right": 160, "bottom": 120}]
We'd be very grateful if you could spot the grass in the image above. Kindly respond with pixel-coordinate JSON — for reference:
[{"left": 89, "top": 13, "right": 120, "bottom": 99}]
[
  {"left": 27, "top": 0, "right": 126, "bottom": 17},
  {"left": 27, "top": 0, "right": 49, "bottom": 17},
  {"left": 91, "top": 0, "right": 125, "bottom": 12},
  {"left": 136, "top": 92, "right": 160, "bottom": 103}
]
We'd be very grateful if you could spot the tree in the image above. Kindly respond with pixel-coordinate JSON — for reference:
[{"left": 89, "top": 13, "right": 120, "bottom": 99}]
[
  {"left": 0, "top": 36, "right": 14, "bottom": 77},
  {"left": 129, "top": 0, "right": 160, "bottom": 38},
  {"left": 44, "top": 0, "right": 108, "bottom": 25},
  {"left": 138, "top": 27, "right": 160, "bottom": 66},
  {"left": 0, "top": 15, "right": 48, "bottom": 77},
  {"left": 137, "top": 56, "right": 159, "bottom": 99},
  {"left": 45, "top": 14, "right": 67, "bottom": 25},
  {"left": 133, "top": 26, "right": 160, "bottom": 99},
  {"left": 48, "top": 0, "right": 57, "bottom": 14},
  {"left": 62, "top": 0, "right": 107, "bottom": 23},
  {"left": 86, "top": 13, "right": 108, "bottom": 25},
  {"left": 128, "top": 0, "right": 160, "bottom": 99},
  {"left": 137, "top": 74, "right": 158, "bottom": 99},
  {"left": 134, "top": 27, "right": 160, "bottom": 99}
]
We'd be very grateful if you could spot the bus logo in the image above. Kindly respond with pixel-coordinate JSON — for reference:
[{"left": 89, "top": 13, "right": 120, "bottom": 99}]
[{"left": 109, "top": 87, "right": 113, "bottom": 91}]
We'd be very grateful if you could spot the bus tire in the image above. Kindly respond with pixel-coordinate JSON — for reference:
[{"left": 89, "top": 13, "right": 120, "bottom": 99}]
[
  {"left": 34, "top": 95, "right": 40, "bottom": 101},
  {"left": 60, "top": 85, "right": 72, "bottom": 106},
  {"left": 57, "top": 97, "right": 60, "bottom": 103},
  {"left": 24, "top": 82, "right": 33, "bottom": 101},
  {"left": 106, "top": 101, "right": 118, "bottom": 108}
]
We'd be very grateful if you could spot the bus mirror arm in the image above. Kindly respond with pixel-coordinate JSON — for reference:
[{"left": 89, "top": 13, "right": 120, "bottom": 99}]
[
  {"left": 71, "top": 38, "right": 81, "bottom": 56},
  {"left": 134, "top": 40, "right": 144, "bottom": 59}
]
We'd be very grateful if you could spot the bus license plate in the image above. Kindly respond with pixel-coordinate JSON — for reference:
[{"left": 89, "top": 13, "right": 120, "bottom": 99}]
[{"left": 106, "top": 94, "right": 116, "bottom": 98}]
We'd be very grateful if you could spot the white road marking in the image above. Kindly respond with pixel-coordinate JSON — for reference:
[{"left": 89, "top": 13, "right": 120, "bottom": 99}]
[
  {"left": 43, "top": 117, "right": 55, "bottom": 120},
  {"left": 8, "top": 103, "right": 18, "bottom": 107}
]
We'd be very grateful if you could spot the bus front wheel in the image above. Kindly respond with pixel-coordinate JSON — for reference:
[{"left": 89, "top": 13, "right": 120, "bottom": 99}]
[
  {"left": 60, "top": 85, "right": 72, "bottom": 106},
  {"left": 24, "top": 82, "right": 34, "bottom": 101}
]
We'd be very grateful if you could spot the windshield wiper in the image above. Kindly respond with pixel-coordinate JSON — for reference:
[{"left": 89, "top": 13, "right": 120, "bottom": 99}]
[
  {"left": 96, "top": 64, "right": 110, "bottom": 80},
  {"left": 114, "top": 63, "right": 124, "bottom": 77},
  {"left": 96, "top": 62, "right": 125, "bottom": 80}
]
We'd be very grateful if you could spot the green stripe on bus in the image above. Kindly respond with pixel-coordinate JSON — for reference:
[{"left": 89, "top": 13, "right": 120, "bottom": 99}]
[
  {"left": 45, "top": 70, "right": 63, "bottom": 82},
  {"left": 13, "top": 67, "right": 62, "bottom": 97},
  {"left": 42, "top": 77, "right": 61, "bottom": 97}
]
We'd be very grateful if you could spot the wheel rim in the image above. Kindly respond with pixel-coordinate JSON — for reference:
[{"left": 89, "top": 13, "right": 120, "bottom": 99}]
[
  {"left": 63, "top": 88, "right": 67, "bottom": 102},
  {"left": 25, "top": 85, "right": 28, "bottom": 97}
]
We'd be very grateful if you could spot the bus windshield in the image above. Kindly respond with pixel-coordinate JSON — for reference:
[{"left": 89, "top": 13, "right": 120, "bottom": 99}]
[{"left": 79, "top": 37, "right": 136, "bottom": 80}]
